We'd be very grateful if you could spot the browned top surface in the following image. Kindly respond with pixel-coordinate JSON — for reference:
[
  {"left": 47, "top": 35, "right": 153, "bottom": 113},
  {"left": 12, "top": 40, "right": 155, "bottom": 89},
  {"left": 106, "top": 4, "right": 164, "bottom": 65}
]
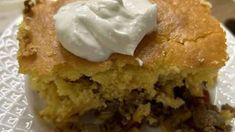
[{"left": 18, "top": 0, "right": 227, "bottom": 76}]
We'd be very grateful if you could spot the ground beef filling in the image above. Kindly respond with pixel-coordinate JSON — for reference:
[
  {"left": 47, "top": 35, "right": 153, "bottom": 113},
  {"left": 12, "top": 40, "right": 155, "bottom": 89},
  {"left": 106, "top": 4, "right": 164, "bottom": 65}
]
[{"left": 58, "top": 87, "right": 235, "bottom": 132}]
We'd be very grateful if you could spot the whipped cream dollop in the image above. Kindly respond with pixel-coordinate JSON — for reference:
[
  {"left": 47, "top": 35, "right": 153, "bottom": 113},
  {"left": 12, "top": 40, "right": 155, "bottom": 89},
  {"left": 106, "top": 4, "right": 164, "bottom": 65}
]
[{"left": 54, "top": 0, "right": 157, "bottom": 62}]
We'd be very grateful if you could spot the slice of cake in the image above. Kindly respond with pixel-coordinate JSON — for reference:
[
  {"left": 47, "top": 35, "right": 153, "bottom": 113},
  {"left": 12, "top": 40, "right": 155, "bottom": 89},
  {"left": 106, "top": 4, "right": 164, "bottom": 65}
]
[{"left": 18, "top": 0, "right": 234, "bottom": 131}]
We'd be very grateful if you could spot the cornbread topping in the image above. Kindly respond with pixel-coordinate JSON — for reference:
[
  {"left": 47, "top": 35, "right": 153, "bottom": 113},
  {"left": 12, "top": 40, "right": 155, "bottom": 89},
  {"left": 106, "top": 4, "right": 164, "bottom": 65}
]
[
  {"left": 54, "top": 0, "right": 157, "bottom": 61},
  {"left": 19, "top": 0, "right": 233, "bottom": 131}
]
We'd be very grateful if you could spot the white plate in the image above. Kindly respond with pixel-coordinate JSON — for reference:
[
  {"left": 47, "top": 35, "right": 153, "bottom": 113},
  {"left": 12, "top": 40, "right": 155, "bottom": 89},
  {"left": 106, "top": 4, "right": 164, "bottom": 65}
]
[{"left": 0, "top": 17, "right": 235, "bottom": 132}]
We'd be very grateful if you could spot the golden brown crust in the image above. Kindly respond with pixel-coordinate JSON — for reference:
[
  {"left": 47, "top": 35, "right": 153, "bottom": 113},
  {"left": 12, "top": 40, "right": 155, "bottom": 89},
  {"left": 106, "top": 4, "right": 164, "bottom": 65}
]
[{"left": 18, "top": 0, "right": 227, "bottom": 76}]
